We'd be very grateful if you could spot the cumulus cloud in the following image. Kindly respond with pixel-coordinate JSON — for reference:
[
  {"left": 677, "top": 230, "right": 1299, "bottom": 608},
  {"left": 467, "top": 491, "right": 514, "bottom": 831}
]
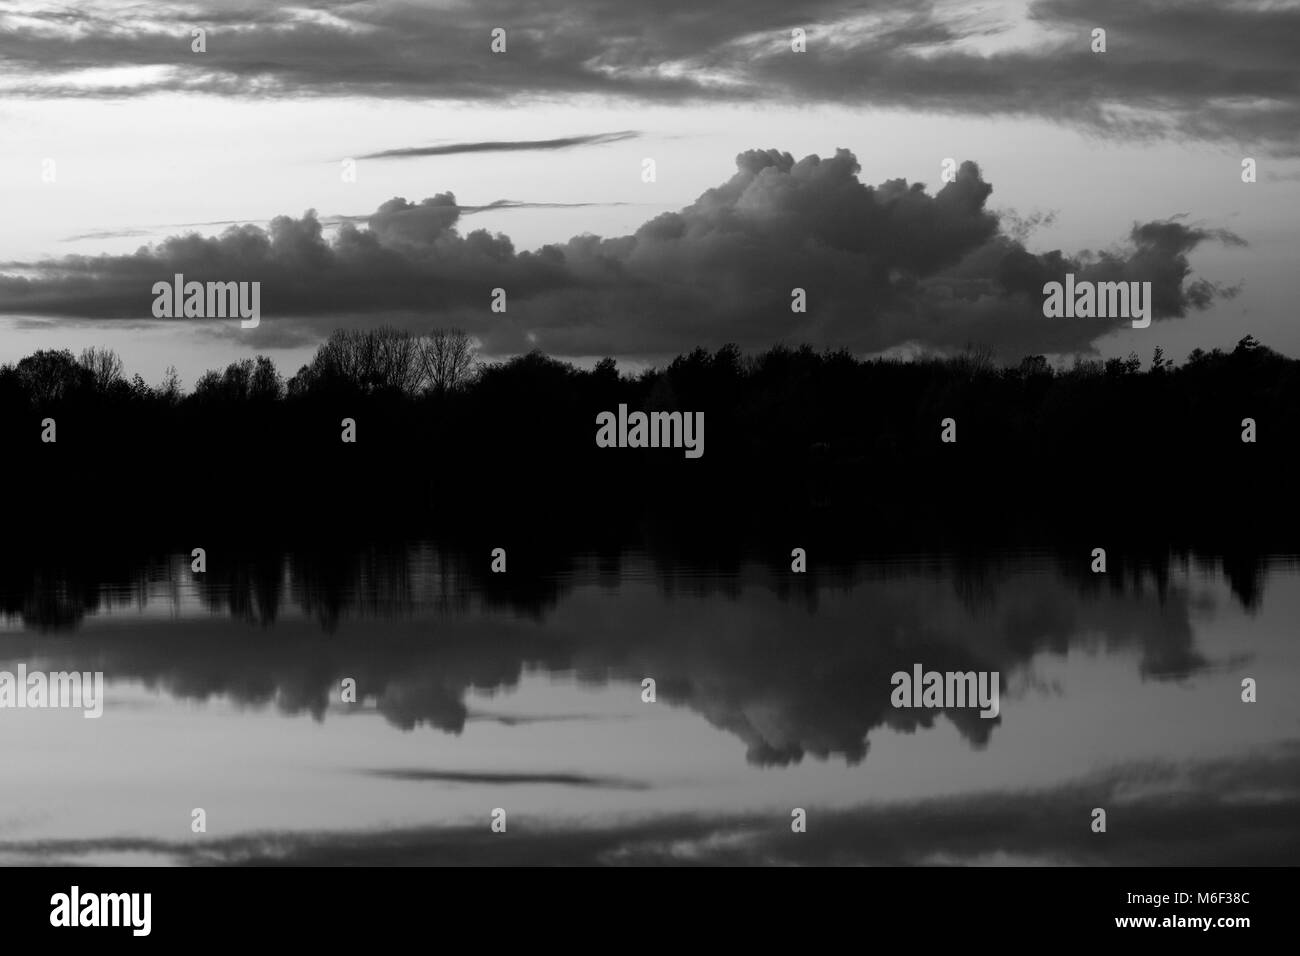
[{"left": 0, "top": 148, "right": 1243, "bottom": 359}]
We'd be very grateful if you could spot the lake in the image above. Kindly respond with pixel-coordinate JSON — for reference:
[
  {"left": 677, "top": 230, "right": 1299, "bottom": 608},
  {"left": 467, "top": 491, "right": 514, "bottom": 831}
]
[{"left": 1, "top": 543, "right": 1296, "bottom": 865}]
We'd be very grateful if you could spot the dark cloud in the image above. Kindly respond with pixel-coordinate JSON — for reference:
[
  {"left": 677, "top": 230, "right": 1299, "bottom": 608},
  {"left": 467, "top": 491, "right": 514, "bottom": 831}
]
[
  {"left": 1, "top": 149, "right": 1242, "bottom": 359},
  {"left": 361, "top": 769, "right": 649, "bottom": 789},
  {"left": 2, "top": 0, "right": 1298, "bottom": 152},
  {"left": 358, "top": 131, "right": 639, "bottom": 159}
]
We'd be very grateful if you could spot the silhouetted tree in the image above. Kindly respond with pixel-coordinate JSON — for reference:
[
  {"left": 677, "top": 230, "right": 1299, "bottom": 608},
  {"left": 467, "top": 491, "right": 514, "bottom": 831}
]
[
  {"left": 159, "top": 365, "right": 183, "bottom": 403},
  {"left": 420, "top": 328, "right": 477, "bottom": 394},
  {"left": 16, "top": 349, "right": 90, "bottom": 404},
  {"left": 1151, "top": 346, "right": 1169, "bottom": 374},
  {"left": 307, "top": 327, "right": 424, "bottom": 394},
  {"left": 1018, "top": 355, "right": 1050, "bottom": 377},
  {"left": 78, "top": 347, "right": 123, "bottom": 391},
  {"left": 592, "top": 357, "right": 619, "bottom": 384},
  {"left": 250, "top": 355, "right": 283, "bottom": 401}
]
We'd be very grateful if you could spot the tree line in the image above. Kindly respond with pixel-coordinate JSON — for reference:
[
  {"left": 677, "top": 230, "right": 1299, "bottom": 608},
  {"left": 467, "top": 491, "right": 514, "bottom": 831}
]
[
  {"left": 1, "top": 327, "right": 1289, "bottom": 405},
  {"left": 0, "top": 328, "right": 479, "bottom": 406},
  {"left": 0, "top": 329, "right": 1294, "bottom": 548}
]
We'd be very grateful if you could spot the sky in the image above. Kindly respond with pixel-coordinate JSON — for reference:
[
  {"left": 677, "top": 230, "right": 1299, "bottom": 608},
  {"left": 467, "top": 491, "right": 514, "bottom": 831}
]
[{"left": 1, "top": 0, "right": 1298, "bottom": 386}]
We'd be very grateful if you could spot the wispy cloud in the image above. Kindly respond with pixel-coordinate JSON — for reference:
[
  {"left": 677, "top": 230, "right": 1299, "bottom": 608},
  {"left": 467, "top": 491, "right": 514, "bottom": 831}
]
[
  {"left": 56, "top": 201, "right": 637, "bottom": 243},
  {"left": 357, "top": 131, "right": 640, "bottom": 160},
  {"left": 361, "top": 768, "right": 650, "bottom": 789}
]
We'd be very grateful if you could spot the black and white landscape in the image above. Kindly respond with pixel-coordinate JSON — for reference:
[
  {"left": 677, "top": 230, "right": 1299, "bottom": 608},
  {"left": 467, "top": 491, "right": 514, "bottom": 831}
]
[{"left": 0, "top": 0, "right": 1297, "bottom": 875}]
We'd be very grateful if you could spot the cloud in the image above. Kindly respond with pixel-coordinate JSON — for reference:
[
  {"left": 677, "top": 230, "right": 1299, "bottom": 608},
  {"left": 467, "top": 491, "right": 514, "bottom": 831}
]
[
  {"left": 361, "top": 769, "right": 649, "bottom": 789},
  {"left": 2, "top": 1, "right": 1299, "bottom": 153},
  {"left": 357, "top": 131, "right": 639, "bottom": 160},
  {"left": 464, "top": 709, "right": 615, "bottom": 726},
  {"left": 58, "top": 228, "right": 156, "bottom": 243},
  {"left": 0, "top": 149, "right": 1243, "bottom": 359},
  {"left": 5, "top": 744, "right": 1298, "bottom": 864},
  {"left": 56, "top": 201, "right": 635, "bottom": 243}
]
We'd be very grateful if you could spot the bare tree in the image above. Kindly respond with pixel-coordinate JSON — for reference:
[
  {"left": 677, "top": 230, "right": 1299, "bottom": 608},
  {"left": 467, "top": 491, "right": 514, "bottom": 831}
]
[
  {"left": 78, "top": 346, "right": 124, "bottom": 391},
  {"left": 420, "top": 328, "right": 477, "bottom": 394},
  {"left": 159, "top": 364, "right": 183, "bottom": 402},
  {"left": 375, "top": 327, "right": 424, "bottom": 394},
  {"left": 310, "top": 327, "right": 425, "bottom": 394}
]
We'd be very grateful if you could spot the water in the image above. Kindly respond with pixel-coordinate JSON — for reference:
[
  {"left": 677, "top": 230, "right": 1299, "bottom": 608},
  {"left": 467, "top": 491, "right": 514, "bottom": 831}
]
[{"left": 1, "top": 545, "right": 1296, "bottom": 865}]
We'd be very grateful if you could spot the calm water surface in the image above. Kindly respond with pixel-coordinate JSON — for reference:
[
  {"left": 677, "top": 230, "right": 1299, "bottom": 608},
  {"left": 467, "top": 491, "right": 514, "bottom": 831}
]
[{"left": 1, "top": 545, "right": 1296, "bottom": 865}]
